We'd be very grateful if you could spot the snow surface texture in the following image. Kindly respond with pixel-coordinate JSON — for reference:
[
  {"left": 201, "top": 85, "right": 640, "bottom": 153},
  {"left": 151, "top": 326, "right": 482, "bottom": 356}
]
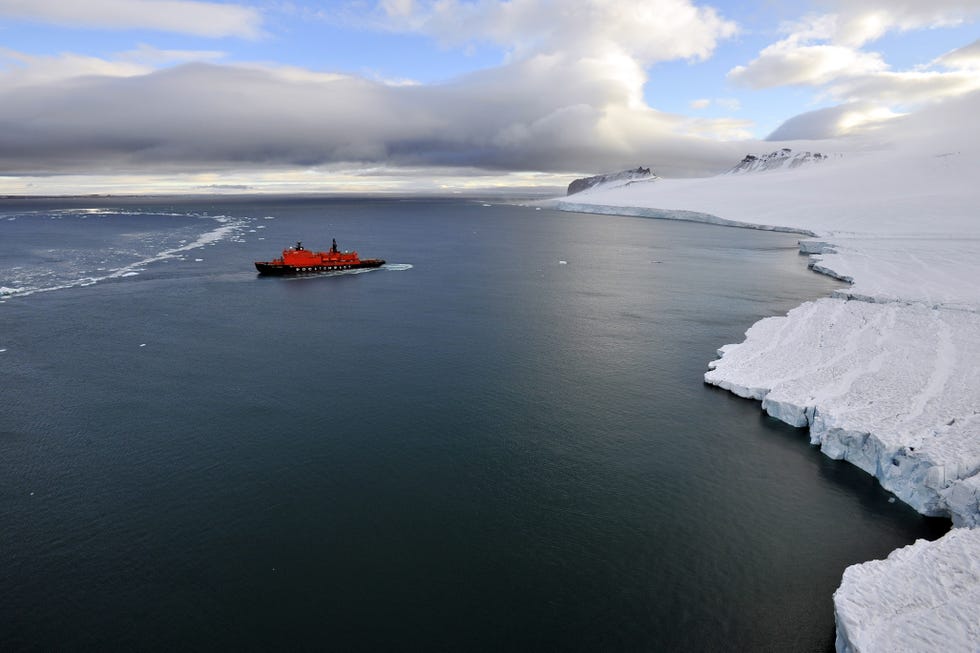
[
  {"left": 834, "top": 528, "right": 980, "bottom": 653},
  {"left": 547, "top": 139, "right": 980, "bottom": 651}
]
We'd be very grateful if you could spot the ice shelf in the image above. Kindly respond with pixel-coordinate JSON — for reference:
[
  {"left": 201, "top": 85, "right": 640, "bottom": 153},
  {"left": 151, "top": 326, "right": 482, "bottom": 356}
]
[
  {"left": 834, "top": 528, "right": 980, "bottom": 653},
  {"left": 547, "top": 100, "right": 980, "bottom": 651}
]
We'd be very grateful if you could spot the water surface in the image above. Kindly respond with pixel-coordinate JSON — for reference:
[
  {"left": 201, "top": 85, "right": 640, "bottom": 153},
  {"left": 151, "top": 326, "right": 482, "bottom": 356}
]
[{"left": 0, "top": 197, "right": 947, "bottom": 650}]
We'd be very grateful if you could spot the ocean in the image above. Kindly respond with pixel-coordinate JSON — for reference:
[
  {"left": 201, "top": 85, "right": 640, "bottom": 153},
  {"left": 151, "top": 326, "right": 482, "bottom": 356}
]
[{"left": 0, "top": 197, "right": 947, "bottom": 651}]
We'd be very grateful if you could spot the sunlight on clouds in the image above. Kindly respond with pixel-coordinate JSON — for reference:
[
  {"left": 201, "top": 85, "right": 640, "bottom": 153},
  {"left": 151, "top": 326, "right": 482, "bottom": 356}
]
[
  {"left": 828, "top": 70, "right": 980, "bottom": 106},
  {"left": 0, "top": 0, "right": 264, "bottom": 38},
  {"left": 729, "top": 43, "right": 886, "bottom": 88},
  {"left": 680, "top": 117, "right": 754, "bottom": 141},
  {"left": 830, "top": 1, "right": 980, "bottom": 47},
  {"left": 374, "top": 0, "right": 737, "bottom": 65},
  {"left": 936, "top": 39, "right": 980, "bottom": 70},
  {"left": 735, "top": 2, "right": 980, "bottom": 138},
  {"left": 0, "top": 48, "right": 151, "bottom": 86},
  {"left": 835, "top": 105, "right": 903, "bottom": 133},
  {"left": 0, "top": 0, "right": 975, "bottom": 192}
]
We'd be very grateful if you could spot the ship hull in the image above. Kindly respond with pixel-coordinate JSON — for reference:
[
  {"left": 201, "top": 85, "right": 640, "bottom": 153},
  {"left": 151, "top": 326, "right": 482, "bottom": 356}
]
[{"left": 255, "top": 259, "right": 385, "bottom": 276}]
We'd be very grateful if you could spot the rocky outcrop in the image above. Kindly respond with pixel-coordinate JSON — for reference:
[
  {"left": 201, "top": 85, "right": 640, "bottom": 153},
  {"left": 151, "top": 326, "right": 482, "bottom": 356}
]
[
  {"left": 727, "top": 148, "right": 837, "bottom": 174},
  {"left": 567, "top": 167, "right": 654, "bottom": 195}
]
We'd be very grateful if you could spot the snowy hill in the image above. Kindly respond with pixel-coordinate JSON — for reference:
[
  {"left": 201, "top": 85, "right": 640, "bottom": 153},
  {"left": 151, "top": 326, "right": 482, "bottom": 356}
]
[
  {"left": 547, "top": 102, "right": 980, "bottom": 652},
  {"left": 566, "top": 166, "right": 656, "bottom": 195},
  {"left": 726, "top": 148, "right": 839, "bottom": 174}
]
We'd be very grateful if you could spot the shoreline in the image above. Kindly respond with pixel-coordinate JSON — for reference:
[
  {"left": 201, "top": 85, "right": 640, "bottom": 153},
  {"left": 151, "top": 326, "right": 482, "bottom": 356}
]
[
  {"left": 545, "top": 187, "right": 980, "bottom": 650},
  {"left": 546, "top": 197, "right": 979, "bottom": 525}
]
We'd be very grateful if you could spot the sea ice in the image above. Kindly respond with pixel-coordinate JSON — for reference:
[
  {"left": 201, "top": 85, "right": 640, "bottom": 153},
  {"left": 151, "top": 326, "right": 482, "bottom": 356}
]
[{"left": 834, "top": 528, "right": 980, "bottom": 653}]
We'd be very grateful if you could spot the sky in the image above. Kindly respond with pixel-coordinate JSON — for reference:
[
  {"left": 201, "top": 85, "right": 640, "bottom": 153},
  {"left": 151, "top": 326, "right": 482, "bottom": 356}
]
[{"left": 0, "top": 0, "right": 977, "bottom": 194}]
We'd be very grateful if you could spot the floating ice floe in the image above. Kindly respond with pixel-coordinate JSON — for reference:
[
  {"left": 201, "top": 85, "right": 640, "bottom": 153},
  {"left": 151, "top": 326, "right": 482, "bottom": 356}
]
[{"left": 0, "top": 211, "right": 253, "bottom": 298}]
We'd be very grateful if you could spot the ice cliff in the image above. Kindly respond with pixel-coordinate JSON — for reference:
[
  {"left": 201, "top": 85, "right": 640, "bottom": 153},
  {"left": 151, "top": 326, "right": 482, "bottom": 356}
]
[
  {"left": 546, "top": 122, "right": 980, "bottom": 651},
  {"left": 834, "top": 528, "right": 980, "bottom": 652}
]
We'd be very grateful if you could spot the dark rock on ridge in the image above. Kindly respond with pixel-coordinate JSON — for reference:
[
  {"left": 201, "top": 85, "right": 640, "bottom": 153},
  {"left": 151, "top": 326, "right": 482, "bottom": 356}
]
[
  {"left": 567, "top": 167, "right": 654, "bottom": 195},
  {"left": 727, "top": 148, "right": 835, "bottom": 174}
]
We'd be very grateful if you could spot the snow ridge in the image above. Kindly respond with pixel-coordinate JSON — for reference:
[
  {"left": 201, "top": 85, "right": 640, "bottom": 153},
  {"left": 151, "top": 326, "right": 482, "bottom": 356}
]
[
  {"left": 727, "top": 148, "right": 840, "bottom": 174},
  {"left": 566, "top": 167, "right": 657, "bottom": 195}
]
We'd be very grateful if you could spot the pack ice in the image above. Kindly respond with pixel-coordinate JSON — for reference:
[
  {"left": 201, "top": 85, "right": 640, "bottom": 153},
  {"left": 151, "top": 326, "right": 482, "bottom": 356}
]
[{"left": 549, "top": 98, "right": 980, "bottom": 651}]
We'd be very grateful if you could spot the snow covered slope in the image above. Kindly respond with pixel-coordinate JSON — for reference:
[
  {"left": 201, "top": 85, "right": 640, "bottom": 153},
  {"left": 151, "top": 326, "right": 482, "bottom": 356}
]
[{"left": 547, "top": 98, "right": 980, "bottom": 650}]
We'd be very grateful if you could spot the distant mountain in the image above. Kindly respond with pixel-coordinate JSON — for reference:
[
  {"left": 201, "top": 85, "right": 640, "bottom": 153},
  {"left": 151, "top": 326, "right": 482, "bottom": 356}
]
[
  {"left": 727, "top": 148, "right": 839, "bottom": 174},
  {"left": 567, "top": 166, "right": 656, "bottom": 195}
]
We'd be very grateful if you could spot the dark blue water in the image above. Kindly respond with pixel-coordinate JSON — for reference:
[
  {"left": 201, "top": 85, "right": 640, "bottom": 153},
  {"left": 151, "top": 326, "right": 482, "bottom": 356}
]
[{"left": 0, "top": 197, "right": 947, "bottom": 651}]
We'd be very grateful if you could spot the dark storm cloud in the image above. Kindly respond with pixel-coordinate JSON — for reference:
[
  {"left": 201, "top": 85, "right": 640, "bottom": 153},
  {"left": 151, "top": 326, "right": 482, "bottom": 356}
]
[{"left": 0, "top": 59, "right": 743, "bottom": 178}]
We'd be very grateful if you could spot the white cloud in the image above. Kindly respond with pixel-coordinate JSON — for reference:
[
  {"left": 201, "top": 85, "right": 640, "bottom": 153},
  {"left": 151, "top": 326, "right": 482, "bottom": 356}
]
[
  {"left": 0, "top": 53, "right": 747, "bottom": 179},
  {"left": 689, "top": 97, "right": 741, "bottom": 111},
  {"left": 729, "top": 42, "right": 887, "bottom": 88},
  {"left": 734, "top": 3, "right": 980, "bottom": 138},
  {"left": 935, "top": 39, "right": 980, "bottom": 70},
  {"left": 118, "top": 44, "right": 227, "bottom": 65},
  {"left": 766, "top": 102, "right": 902, "bottom": 140},
  {"left": 0, "top": 48, "right": 151, "bottom": 86},
  {"left": 679, "top": 116, "right": 754, "bottom": 141},
  {"left": 0, "top": 0, "right": 263, "bottom": 38},
  {"left": 373, "top": 0, "right": 738, "bottom": 65},
  {"left": 0, "top": 0, "right": 750, "bottom": 184},
  {"left": 829, "top": 70, "right": 980, "bottom": 106},
  {"left": 826, "top": 0, "right": 980, "bottom": 47}
]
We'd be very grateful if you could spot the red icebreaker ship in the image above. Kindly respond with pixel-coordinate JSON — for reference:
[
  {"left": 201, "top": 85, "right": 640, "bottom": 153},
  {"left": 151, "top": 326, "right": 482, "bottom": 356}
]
[{"left": 255, "top": 240, "right": 385, "bottom": 276}]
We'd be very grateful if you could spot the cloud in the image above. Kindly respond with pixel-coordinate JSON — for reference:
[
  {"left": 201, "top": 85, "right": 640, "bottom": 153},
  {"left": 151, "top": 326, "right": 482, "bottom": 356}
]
[
  {"left": 0, "top": 45, "right": 229, "bottom": 87},
  {"left": 729, "top": 2, "right": 980, "bottom": 89},
  {"left": 0, "top": 0, "right": 263, "bottom": 38},
  {"left": 732, "top": 3, "right": 979, "bottom": 138},
  {"left": 829, "top": 70, "right": 980, "bottom": 106},
  {"left": 0, "top": 48, "right": 152, "bottom": 86},
  {"left": 729, "top": 43, "right": 886, "bottom": 88},
  {"left": 0, "top": 1, "right": 747, "bottom": 181},
  {"left": 825, "top": 0, "right": 980, "bottom": 47},
  {"left": 689, "top": 97, "right": 740, "bottom": 111},
  {"left": 935, "top": 39, "right": 980, "bottom": 70},
  {"left": 372, "top": 0, "right": 738, "bottom": 65},
  {"left": 0, "top": 54, "right": 749, "bottom": 179},
  {"left": 118, "top": 44, "right": 227, "bottom": 65},
  {"left": 766, "top": 103, "right": 901, "bottom": 140}
]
